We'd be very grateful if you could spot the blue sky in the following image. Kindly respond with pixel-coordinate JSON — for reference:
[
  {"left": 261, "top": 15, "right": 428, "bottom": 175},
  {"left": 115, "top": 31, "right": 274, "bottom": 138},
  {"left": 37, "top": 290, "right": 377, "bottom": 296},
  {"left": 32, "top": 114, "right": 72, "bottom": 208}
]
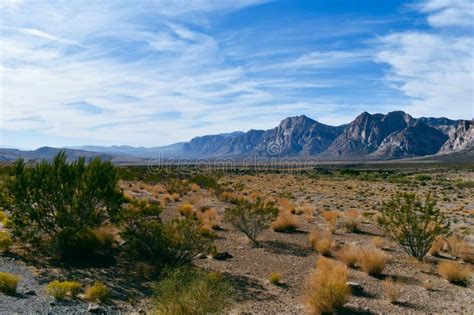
[{"left": 1, "top": 0, "right": 473, "bottom": 149}]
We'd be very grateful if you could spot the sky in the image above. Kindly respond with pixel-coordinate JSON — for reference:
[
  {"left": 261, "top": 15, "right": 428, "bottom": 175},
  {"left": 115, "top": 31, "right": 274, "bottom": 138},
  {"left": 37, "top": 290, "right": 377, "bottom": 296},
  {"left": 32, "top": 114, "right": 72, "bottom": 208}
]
[{"left": 0, "top": 0, "right": 473, "bottom": 149}]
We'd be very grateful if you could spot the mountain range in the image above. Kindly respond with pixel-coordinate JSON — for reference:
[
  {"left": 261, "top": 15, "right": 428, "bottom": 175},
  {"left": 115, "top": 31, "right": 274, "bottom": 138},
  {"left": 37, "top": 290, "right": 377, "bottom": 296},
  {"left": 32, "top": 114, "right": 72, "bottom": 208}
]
[{"left": 1, "top": 111, "right": 473, "bottom": 163}]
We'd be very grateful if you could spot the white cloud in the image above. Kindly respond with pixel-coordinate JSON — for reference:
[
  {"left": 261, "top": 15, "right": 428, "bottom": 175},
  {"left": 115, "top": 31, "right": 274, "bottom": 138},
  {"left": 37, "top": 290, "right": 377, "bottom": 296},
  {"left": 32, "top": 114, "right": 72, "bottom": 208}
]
[
  {"left": 375, "top": 0, "right": 474, "bottom": 119},
  {"left": 418, "top": 0, "right": 474, "bottom": 27}
]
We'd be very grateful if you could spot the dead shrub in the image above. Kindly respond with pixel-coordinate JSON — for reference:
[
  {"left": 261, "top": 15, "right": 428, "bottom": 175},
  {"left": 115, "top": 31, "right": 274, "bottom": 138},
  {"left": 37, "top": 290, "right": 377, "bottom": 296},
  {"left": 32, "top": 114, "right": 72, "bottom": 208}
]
[
  {"left": 446, "top": 234, "right": 466, "bottom": 258},
  {"left": 428, "top": 237, "right": 445, "bottom": 256},
  {"left": 305, "top": 258, "right": 350, "bottom": 314}
]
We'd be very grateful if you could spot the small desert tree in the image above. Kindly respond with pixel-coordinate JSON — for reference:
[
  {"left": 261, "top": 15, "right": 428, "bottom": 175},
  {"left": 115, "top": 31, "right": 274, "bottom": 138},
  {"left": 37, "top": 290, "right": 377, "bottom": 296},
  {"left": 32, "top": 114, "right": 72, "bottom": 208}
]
[
  {"left": 5, "top": 151, "right": 123, "bottom": 258},
  {"left": 378, "top": 193, "right": 450, "bottom": 260},
  {"left": 224, "top": 198, "right": 278, "bottom": 246}
]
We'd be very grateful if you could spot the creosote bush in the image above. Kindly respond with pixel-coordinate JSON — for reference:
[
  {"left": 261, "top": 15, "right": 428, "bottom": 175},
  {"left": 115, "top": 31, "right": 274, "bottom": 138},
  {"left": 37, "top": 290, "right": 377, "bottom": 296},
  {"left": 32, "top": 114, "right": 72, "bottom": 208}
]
[
  {"left": 0, "top": 230, "right": 13, "bottom": 253},
  {"left": 46, "top": 280, "right": 81, "bottom": 300},
  {"left": 305, "top": 258, "right": 350, "bottom": 314},
  {"left": 438, "top": 261, "right": 471, "bottom": 285},
  {"left": 84, "top": 282, "right": 109, "bottom": 303},
  {"left": 0, "top": 272, "right": 20, "bottom": 295},
  {"left": 378, "top": 193, "right": 450, "bottom": 260},
  {"left": 122, "top": 204, "right": 213, "bottom": 266},
  {"left": 224, "top": 198, "right": 278, "bottom": 246},
  {"left": 154, "top": 267, "right": 233, "bottom": 315},
  {"left": 4, "top": 152, "right": 123, "bottom": 260}
]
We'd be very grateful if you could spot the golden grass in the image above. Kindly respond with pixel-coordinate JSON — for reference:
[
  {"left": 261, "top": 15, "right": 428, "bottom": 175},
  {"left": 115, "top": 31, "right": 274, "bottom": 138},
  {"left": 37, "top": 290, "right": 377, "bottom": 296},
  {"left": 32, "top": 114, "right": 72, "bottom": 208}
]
[
  {"left": 46, "top": 280, "right": 81, "bottom": 300},
  {"left": 191, "top": 183, "right": 200, "bottom": 192},
  {"left": 171, "top": 193, "right": 180, "bottom": 202},
  {"left": 162, "top": 193, "right": 172, "bottom": 203},
  {"left": 371, "top": 236, "right": 385, "bottom": 249},
  {"left": 0, "top": 272, "right": 20, "bottom": 295},
  {"left": 269, "top": 272, "right": 282, "bottom": 285},
  {"left": 337, "top": 245, "right": 358, "bottom": 268},
  {"left": 0, "top": 230, "right": 13, "bottom": 253},
  {"left": 272, "top": 211, "right": 299, "bottom": 232},
  {"left": 278, "top": 198, "right": 296, "bottom": 214},
  {"left": 322, "top": 210, "right": 340, "bottom": 233},
  {"left": 429, "top": 237, "right": 445, "bottom": 256},
  {"left": 438, "top": 261, "right": 471, "bottom": 285},
  {"left": 384, "top": 277, "right": 401, "bottom": 303},
  {"left": 446, "top": 235, "right": 467, "bottom": 258},
  {"left": 305, "top": 258, "right": 350, "bottom": 314},
  {"left": 84, "top": 282, "right": 109, "bottom": 303},
  {"left": 357, "top": 247, "right": 388, "bottom": 276},
  {"left": 198, "top": 208, "right": 221, "bottom": 231},
  {"left": 177, "top": 203, "right": 194, "bottom": 216},
  {"left": 342, "top": 209, "right": 359, "bottom": 232},
  {"left": 308, "top": 229, "right": 332, "bottom": 257}
]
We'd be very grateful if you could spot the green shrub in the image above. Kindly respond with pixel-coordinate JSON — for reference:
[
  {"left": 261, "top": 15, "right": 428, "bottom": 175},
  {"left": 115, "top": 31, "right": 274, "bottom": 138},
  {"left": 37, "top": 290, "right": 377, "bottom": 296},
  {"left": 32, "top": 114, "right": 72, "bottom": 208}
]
[
  {"left": 122, "top": 206, "right": 212, "bottom": 266},
  {"left": 46, "top": 280, "right": 81, "bottom": 300},
  {"left": 269, "top": 272, "right": 282, "bottom": 285},
  {"left": 84, "top": 282, "right": 109, "bottom": 303},
  {"left": 0, "top": 230, "right": 13, "bottom": 252},
  {"left": 4, "top": 151, "right": 123, "bottom": 257},
  {"left": 0, "top": 272, "right": 20, "bottom": 294},
  {"left": 224, "top": 198, "right": 278, "bottom": 246},
  {"left": 154, "top": 267, "right": 232, "bottom": 315},
  {"left": 378, "top": 193, "right": 450, "bottom": 260},
  {"left": 54, "top": 227, "right": 114, "bottom": 263},
  {"left": 191, "top": 173, "right": 220, "bottom": 192}
]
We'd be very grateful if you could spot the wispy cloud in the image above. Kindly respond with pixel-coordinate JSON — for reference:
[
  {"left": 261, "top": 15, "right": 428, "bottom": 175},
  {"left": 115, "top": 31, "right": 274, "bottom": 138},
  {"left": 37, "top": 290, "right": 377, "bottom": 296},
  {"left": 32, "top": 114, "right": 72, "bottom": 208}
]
[
  {"left": 375, "top": 0, "right": 473, "bottom": 119},
  {"left": 0, "top": 0, "right": 472, "bottom": 148}
]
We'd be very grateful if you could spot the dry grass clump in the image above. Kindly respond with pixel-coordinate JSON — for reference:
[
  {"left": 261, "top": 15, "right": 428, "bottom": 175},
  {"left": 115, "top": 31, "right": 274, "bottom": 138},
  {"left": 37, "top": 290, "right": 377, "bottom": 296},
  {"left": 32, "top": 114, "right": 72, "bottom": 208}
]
[
  {"left": 357, "top": 247, "right": 388, "bottom": 276},
  {"left": 308, "top": 230, "right": 332, "bottom": 257},
  {"left": 0, "top": 230, "right": 13, "bottom": 253},
  {"left": 429, "top": 237, "right": 445, "bottom": 256},
  {"left": 342, "top": 209, "right": 360, "bottom": 232},
  {"left": 220, "top": 191, "right": 245, "bottom": 204},
  {"left": 272, "top": 211, "right": 299, "bottom": 232},
  {"left": 84, "top": 282, "right": 109, "bottom": 303},
  {"left": 191, "top": 183, "right": 200, "bottom": 192},
  {"left": 446, "top": 235, "right": 467, "bottom": 258},
  {"left": 384, "top": 277, "right": 401, "bottom": 304},
  {"left": 278, "top": 198, "right": 296, "bottom": 214},
  {"left": 171, "top": 193, "right": 180, "bottom": 202},
  {"left": 162, "top": 193, "right": 172, "bottom": 203},
  {"left": 322, "top": 210, "right": 341, "bottom": 233},
  {"left": 371, "top": 236, "right": 385, "bottom": 249},
  {"left": 305, "top": 258, "right": 350, "bottom": 314},
  {"left": 337, "top": 245, "right": 358, "bottom": 268},
  {"left": 46, "top": 280, "right": 81, "bottom": 300},
  {"left": 269, "top": 272, "right": 282, "bottom": 285},
  {"left": 438, "top": 261, "right": 471, "bottom": 285},
  {"left": 177, "top": 203, "right": 194, "bottom": 216},
  {"left": 198, "top": 209, "right": 221, "bottom": 231},
  {"left": 0, "top": 272, "right": 20, "bottom": 295}
]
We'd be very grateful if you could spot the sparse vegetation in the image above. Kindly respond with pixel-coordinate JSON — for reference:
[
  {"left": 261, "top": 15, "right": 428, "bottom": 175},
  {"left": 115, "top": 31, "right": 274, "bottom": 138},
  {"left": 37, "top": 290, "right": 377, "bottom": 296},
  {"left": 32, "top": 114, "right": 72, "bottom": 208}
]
[
  {"left": 84, "top": 282, "right": 109, "bottom": 303},
  {"left": 378, "top": 193, "right": 450, "bottom": 260},
  {"left": 46, "top": 280, "right": 81, "bottom": 300},
  {"left": 0, "top": 230, "right": 13, "bottom": 252},
  {"left": 272, "top": 211, "right": 299, "bottom": 232},
  {"left": 4, "top": 152, "right": 123, "bottom": 260},
  {"left": 0, "top": 272, "right": 20, "bottom": 295},
  {"left": 305, "top": 258, "right": 350, "bottom": 314},
  {"left": 154, "top": 267, "right": 233, "bottom": 314},
  {"left": 338, "top": 244, "right": 358, "bottom": 267},
  {"left": 269, "top": 272, "right": 282, "bottom": 285},
  {"left": 309, "top": 230, "right": 333, "bottom": 256},
  {"left": 438, "top": 261, "right": 471, "bottom": 285},
  {"left": 224, "top": 198, "right": 278, "bottom": 245},
  {"left": 357, "top": 247, "right": 388, "bottom": 276},
  {"left": 384, "top": 277, "right": 401, "bottom": 303}
]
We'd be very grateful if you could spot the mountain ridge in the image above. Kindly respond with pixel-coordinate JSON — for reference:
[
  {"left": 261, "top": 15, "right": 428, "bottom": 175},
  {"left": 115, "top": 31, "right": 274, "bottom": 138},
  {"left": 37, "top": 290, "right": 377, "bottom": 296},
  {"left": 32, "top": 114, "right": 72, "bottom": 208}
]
[{"left": 1, "top": 111, "right": 472, "bottom": 163}]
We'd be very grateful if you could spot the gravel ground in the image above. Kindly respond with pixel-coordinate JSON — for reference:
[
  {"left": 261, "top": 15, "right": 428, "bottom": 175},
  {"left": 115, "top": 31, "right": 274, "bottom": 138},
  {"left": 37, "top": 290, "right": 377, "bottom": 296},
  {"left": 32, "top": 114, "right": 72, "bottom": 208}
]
[{"left": 1, "top": 256, "right": 101, "bottom": 314}]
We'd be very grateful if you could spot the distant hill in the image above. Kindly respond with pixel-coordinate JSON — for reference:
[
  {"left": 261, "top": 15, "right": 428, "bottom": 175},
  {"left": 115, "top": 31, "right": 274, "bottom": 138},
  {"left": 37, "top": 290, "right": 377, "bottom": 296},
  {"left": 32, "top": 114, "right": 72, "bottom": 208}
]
[{"left": 1, "top": 111, "right": 472, "bottom": 163}]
